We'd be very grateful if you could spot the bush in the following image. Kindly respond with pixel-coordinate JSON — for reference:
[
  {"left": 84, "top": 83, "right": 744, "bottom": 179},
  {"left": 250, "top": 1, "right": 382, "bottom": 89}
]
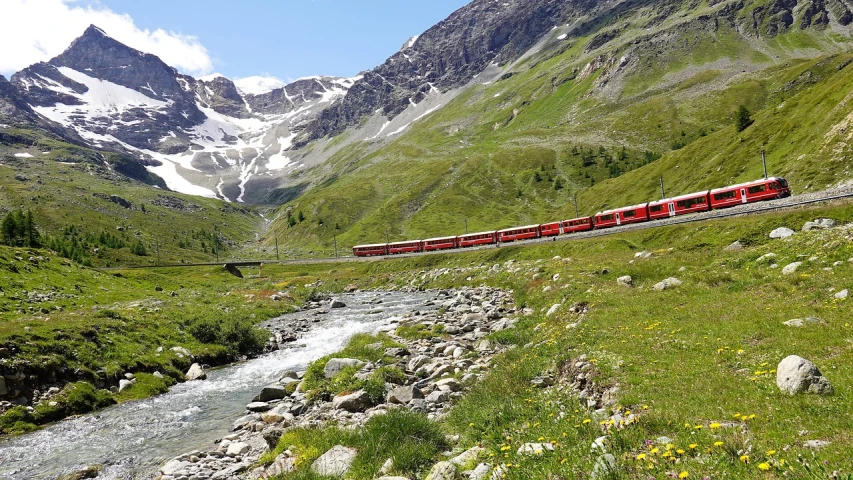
[
  {"left": 65, "top": 381, "right": 115, "bottom": 415},
  {"left": 0, "top": 406, "right": 36, "bottom": 434},
  {"left": 185, "top": 313, "right": 267, "bottom": 356}
]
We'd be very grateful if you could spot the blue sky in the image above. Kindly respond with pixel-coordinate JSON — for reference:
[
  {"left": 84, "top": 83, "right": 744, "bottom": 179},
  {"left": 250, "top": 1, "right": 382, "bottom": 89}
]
[{"left": 98, "top": 0, "right": 470, "bottom": 81}]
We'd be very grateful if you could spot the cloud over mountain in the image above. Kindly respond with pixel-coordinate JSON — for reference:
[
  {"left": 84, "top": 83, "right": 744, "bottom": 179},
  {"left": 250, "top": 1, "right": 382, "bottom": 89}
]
[{"left": 0, "top": 0, "right": 214, "bottom": 76}]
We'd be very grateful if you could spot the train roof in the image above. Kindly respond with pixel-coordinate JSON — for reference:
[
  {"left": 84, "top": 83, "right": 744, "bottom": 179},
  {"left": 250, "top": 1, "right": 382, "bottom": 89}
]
[
  {"left": 497, "top": 224, "right": 540, "bottom": 233},
  {"left": 710, "top": 177, "right": 787, "bottom": 193},
  {"left": 354, "top": 243, "right": 387, "bottom": 249},
  {"left": 648, "top": 190, "right": 710, "bottom": 204},
  {"left": 595, "top": 203, "right": 649, "bottom": 216},
  {"left": 423, "top": 236, "right": 457, "bottom": 242},
  {"left": 388, "top": 240, "right": 421, "bottom": 246},
  {"left": 459, "top": 230, "right": 496, "bottom": 237}
]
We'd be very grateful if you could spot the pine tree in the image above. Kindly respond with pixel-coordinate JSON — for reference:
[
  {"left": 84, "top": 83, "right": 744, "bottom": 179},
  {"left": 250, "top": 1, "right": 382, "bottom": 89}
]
[{"left": 735, "top": 105, "right": 753, "bottom": 132}]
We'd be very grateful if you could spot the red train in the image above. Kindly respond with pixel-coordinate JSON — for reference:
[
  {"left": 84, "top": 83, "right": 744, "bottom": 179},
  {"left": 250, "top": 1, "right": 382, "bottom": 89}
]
[{"left": 353, "top": 177, "right": 790, "bottom": 257}]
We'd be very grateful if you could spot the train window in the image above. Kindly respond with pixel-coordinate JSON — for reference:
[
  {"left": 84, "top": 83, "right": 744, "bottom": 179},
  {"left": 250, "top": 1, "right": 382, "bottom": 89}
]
[
  {"left": 599, "top": 214, "right": 614, "bottom": 221},
  {"left": 713, "top": 191, "right": 736, "bottom": 201},
  {"left": 677, "top": 197, "right": 706, "bottom": 208},
  {"left": 747, "top": 184, "right": 767, "bottom": 194},
  {"left": 623, "top": 210, "right": 636, "bottom": 218},
  {"left": 778, "top": 178, "right": 788, "bottom": 187},
  {"left": 649, "top": 205, "right": 663, "bottom": 212}
]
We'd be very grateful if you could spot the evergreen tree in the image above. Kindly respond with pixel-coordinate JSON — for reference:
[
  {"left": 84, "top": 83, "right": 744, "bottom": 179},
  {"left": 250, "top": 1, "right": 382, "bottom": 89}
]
[
  {"left": 735, "top": 105, "right": 753, "bottom": 132},
  {"left": 297, "top": 211, "right": 305, "bottom": 222},
  {"left": 554, "top": 178, "right": 564, "bottom": 190}
]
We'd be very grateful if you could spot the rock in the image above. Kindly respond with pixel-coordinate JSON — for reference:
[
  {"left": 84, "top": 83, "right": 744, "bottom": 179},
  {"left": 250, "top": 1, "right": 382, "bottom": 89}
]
[
  {"left": 530, "top": 375, "right": 554, "bottom": 388},
  {"left": 756, "top": 253, "right": 777, "bottom": 263},
  {"left": 262, "top": 427, "right": 285, "bottom": 449},
  {"left": 376, "top": 477, "right": 411, "bottom": 480},
  {"left": 450, "top": 445, "right": 484, "bottom": 466},
  {"left": 634, "top": 251, "right": 652, "bottom": 259},
  {"left": 725, "top": 241, "right": 744, "bottom": 251},
  {"left": 170, "top": 346, "right": 192, "bottom": 358},
  {"left": 344, "top": 284, "right": 359, "bottom": 293},
  {"left": 265, "top": 452, "right": 297, "bottom": 477},
  {"left": 770, "top": 227, "right": 795, "bottom": 239},
  {"left": 311, "top": 445, "right": 358, "bottom": 476},
  {"left": 332, "top": 390, "right": 372, "bottom": 412},
  {"left": 616, "top": 276, "right": 633, "bottom": 287},
  {"left": 387, "top": 385, "right": 424, "bottom": 405},
  {"left": 803, "top": 439, "right": 829, "bottom": 448},
  {"left": 118, "top": 379, "right": 134, "bottom": 392},
  {"left": 161, "top": 459, "right": 192, "bottom": 475},
  {"left": 782, "top": 262, "right": 803, "bottom": 275},
  {"left": 247, "top": 401, "right": 272, "bottom": 412},
  {"left": 185, "top": 363, "right": 207, "bottom": 381},
  {"left": 475, "top": 339, "right": 491, "bottom": 352},
  {"left": 517, "top": 443, "right": 554, "bottom": 455},
  {"left": 783, "top": 317, "right": 823, "bottom": 327},
  {"left": 425, "top": 461, "right": 458, "bottom": 480},
  {"left": 834, "top": 289, "right": 849, "bottom": 300},
  {"left": 590, "top": 454, "right": 619, "bottom": 480},
  {"left": 434, "top": 378, "right": 462, "bottom": 392},
  {"left": 407, "top": 355, "right": 430, "bottom": 372},
  {"left": 226, "top": 442, "right": 249, "bottom": 457},
  {"left": 426, "top": 390, "right": 451, "bottom": 403},
  {"left": 232, "top": 414, "right": 257, "bottom": 431},
  {"left": 385, "top": 347, "right": 409, "bottom": 357},
  {"left": 776, "top": 355, "right": 833, "bottom": 395},
  {"left": 57, "top": 465, "right": 102, "bottom": 480},
  {"left": 545, "top": 304, "right": 561, "bottom": 317},
  {"left": 330, "top": 299, "right": 346, "bottom": 308},
  {"left": 324, "top": 358, "right": 365, "bottom": 378},
  {"left": 0, "top": 377, "right": 7, "bottom": 396},
  {"left": 803, "top": 219, "right": 837, "bottom": 231},
  {"left": 652, "top": 277, "right": 681, "bottom": 291},
  {"left": 152, "top": 371, "right": 164, "bottom": 379},
  {"left": 379, "top": 458, "right": 394, "bottom": 475},
  {"left": 257, "top": 384, "right": 288, "bottom": 402},
  {"left": 262, "top": 405, "right": 295, "bottom": 424},
  {"left": 469, "top": 463, "right": 492, "bottom": 480}
]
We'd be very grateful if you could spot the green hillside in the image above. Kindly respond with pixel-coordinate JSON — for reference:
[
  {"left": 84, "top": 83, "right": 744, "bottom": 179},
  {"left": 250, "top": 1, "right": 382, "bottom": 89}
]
[
  {"left": 0, "top": 129, "right": 263, "bottom": 266},
  {"left": 264, "top": 5, "right": 853, "bottom": 256}
]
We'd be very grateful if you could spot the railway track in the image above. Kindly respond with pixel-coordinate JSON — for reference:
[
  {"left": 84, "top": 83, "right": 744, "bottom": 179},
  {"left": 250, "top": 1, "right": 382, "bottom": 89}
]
[{"left": 101, "top": 189, "right": 853, "bottom": 271}]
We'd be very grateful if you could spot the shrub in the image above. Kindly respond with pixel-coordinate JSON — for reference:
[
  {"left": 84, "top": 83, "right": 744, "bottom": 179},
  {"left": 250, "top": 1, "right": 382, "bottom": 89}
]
[
  {"left": 185, "top": 313, "right": 267, "bottom": 356},
  {"left": 65, "top": 382, "right": 115, "bottom": 415}
]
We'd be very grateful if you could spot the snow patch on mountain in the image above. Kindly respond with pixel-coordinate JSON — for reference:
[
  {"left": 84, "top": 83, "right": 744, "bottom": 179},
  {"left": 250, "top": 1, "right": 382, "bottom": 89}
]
[{"left": 234, "top": 76, "right": 287, "bottom": 95}]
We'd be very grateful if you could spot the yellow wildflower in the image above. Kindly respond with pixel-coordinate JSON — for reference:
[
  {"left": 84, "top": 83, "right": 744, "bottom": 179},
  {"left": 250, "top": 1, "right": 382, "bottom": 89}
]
[
  {"left": 636, "top": 453, "right": 647, "bottom": 461},
  {"left": 709, "top": 422, "right": 722, "bottom": 429},
  {"left": 740, "top": 455, "right": 750, "bottom": 463},
  {"left": 714, "top": 441, "right": 724, "bottom": 447},
  {"left": 679, "top": 471, "right": 689, "bottom": 479},
  {"left": 758, "top": 463, "right": 771, "bottom": 471}
]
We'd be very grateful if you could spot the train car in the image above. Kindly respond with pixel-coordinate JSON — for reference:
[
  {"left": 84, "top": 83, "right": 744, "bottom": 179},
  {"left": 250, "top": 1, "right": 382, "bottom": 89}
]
[
  {"left": 353, "top": 243, "right": 388, "bottom": 257},
  {"left": 709, "top": 177, "right": 791, "bottom": 209},
  {"left": 593, "top": 203, "right": 650, "bottom": 229},
  {"left": 458, "top": 231, "right": 497, "bottom": 248},
  {"left": 387, "top": 240, "right": 423, "bottom": 255},
  {"left": 540, "top": 217, "right": 595, "bottom": 236},
  {"left": 648, "top": 191, "right": 711, "bottom": 220},
  {"left": 423, "top": 236, "right": 458, "bottom": 251},
  {"left": 497, "top": 225, "right": 541, "bottom": 243}
]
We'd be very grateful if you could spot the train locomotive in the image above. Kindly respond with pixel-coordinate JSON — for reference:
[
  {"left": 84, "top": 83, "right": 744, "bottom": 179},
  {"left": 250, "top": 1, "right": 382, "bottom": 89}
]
[{"left": 353, "top": 177, "right": 790, "bottom": 257}]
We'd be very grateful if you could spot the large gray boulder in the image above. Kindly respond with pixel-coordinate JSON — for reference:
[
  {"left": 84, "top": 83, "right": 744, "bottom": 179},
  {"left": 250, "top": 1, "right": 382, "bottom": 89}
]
[
  {"left": 770, "top": 227, "right": 795, "bottom": 239},
  {"left": 332, "top": 390, "right": 372, "bottom": 412},
  {"left": 185, "top": 363, "right": 206, "bottom": 381},
  {"left": 257, "top": 384, "right": 288, "bottom": 402},
  {"left": 323, "top": 358, "right": 365, "bottom": 378},
  {"left": 782, "top": 262, "right": 803, "bottom": 275},
  {"left": 776, "top": 355, "right": 833, "bottom": 395},
  {"left": 387, "top": 385, "right": 423, "bottom": 405},
  {"left": 652, "top": 277, "right": 682, "bottom": 291},
  {"left": 311, "top": 445, "right": 357, "bottom": 476},
  {"left": 802, "top": 219, "right": 837, "bottom": 231},
  {"left": 425, "top": 461, "right": 458, "bottom": 480},
  {"left": 616, "top": 276, "right": 633, "bottom": 287}
]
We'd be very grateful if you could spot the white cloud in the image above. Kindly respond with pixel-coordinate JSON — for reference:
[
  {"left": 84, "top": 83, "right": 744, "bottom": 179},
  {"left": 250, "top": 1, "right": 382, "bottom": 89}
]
[{"left": 0, "top": 0, "right": 214, "bottom": 76}]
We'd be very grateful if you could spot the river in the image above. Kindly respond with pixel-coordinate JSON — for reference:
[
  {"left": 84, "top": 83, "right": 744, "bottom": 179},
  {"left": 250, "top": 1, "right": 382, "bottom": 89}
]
[{"left": 0, "top": 291, "right": 436, "bottom": 479}]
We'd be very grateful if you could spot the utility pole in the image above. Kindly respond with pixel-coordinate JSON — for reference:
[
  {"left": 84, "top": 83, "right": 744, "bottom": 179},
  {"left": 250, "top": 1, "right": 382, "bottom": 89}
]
[
  {"left": 214, "top": 227, "right": 219, "bottom": 263},
  {"left": 573, "top": 194, "right": 579, "bottom": 218},
  {"left": 156, "top": 240, "right": 160, "bottom": 266},
  {"left": 464, "top": 218, "right": 468, "bottom": 234},
  {"left": 659, "top": 175, "right": 666, "bottom": 199},
  {"left": 761, "top": 150, "right": 768, "bottom": 179},
  {"left": 334, "top": 234, "right": 338, "bottom": 258},
  {"left": 385, "top": 229, "right": 389, "bottom": 244}
]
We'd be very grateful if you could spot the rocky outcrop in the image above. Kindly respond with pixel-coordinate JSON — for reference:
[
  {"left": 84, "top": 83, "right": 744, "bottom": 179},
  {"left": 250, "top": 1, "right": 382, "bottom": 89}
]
[{"left": 776, "top": 355, "right": 834, "bottom": 395}]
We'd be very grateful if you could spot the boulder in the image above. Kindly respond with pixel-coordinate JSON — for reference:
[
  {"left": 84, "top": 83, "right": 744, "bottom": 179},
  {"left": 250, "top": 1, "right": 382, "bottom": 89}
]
[
  {"left": 332, "top": 390, "right": 372, "bottom": 412},
  {"left": 634, "top": 251, "right": 652, "bottom": 259},
  {"left": 57, "top": 465, "right": 102, "bottom": 480},
  {"left": 803, "top": 439, "right": 830, "bottom": 449},
  {"left": 118, "top": 379, "right": 134, "bottom": 392},
  {"left": 262, "top": 405, "right": 295, "bottom": 424},
  {"left": 161, "top": 459, "right": 192, "bottom": 476},
  {"left": 434, "top": 378, "right": 462, "bottom": 392},
  {"left": 407, "top": 355, "right": 430, "bottom": 372},
  {"left": 247, "top": 401, "right": 272, "bottom": 412},
  {"left": 426, "top": 390, "right": 451, "bottom": 403},
  {"left": 783, "top": 317, "right": 823, "bottom": 327},
  {"left": 226, "top": 442, "right": 249, "bottom": 457},
  {"left": 756, "top": 253, "right": 777, "bottom": 263},
  {"left": 330, "top": 299, "right": 347, "bottom": 308},
  {"left": 324, "top": 358, "right": 365, "bottom": 378},
  {"left": 782, "top": 262, "right": 803, "bottom": 275},
  {"left": 185, "top": 363, "right": 206, "bottom": 381},
  {"left": 546, "top": 304, "right": 561, "bottom": 317},
  {"left": 450, "top": 445, "right": 484, "bottom": 466},
  {"left": 591, "top": 454, "right": 619, "bottom": 480},
  {"left": 311, "top": 445, "right": 358, "bottom": 476},
  {"left": 616, "top": 276, "right": 633, "bottom": 287},
  {"left": 387, "top": 385, "right": 423, "bottom": 405},
  {"left": 425, "top": 461, "right": 458, "bottom": 480},
  {"left": 776, "top": 355, "right": 833, "bottom": 395},
  {"left": 802, "top": 219, "right": 837, "bottom": 231},
  {"left": 257, "top": 384, "right": 288, "bottom": 402},
  {"left": 725, "top": 241, "right": 744, "bottom": 251},
  {"left": 652, "top": 277, "right": 681, "bottom": 291},
  {"left": 834, "top": 289, "right": 849, "bottom": 300},
  {"left": 770, "top": 227, "right": 795, "bottom": 239},
  {"left": 530, "top": 375, "right": 554, "bottom": 388},
  {"left": 265, "top": 452, "right": 298, "bottom": 477},
  {"left": 170, "top": 346, "right": 192, "bottom": 358},
  {"left": 469, "top": 463, "right": 492, "bottom": 480}
]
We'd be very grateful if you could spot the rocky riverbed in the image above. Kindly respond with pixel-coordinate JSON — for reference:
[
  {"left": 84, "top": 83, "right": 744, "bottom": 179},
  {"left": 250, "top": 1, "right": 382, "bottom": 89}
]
[{"left": 157, "top": 286, "right": 518, "bottom": 480}]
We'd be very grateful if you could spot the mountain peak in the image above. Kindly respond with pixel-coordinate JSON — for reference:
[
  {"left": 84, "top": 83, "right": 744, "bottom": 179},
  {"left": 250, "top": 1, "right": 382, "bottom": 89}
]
[{"left": 82, "top": 24, "right": 109, "bottom": 39}]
